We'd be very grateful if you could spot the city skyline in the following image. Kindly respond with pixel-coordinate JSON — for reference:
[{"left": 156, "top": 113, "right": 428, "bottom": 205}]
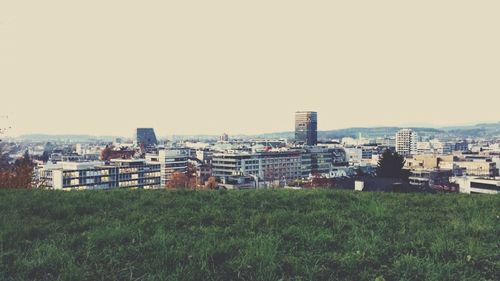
[
  {"left": 1, "top": 1, "right": 500, "bottom": 136},
  {"left": 1, "top": 2, "right": 498, "bottom": 279},
  {"left": 2, "top": 116, "right": 499, "bottom": 138}
]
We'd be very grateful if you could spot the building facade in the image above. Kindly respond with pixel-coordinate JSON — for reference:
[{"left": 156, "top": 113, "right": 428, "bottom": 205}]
[
  {"left": 136, "top": 128, "right": 158, "bottom": 149},
  {"left": 212, "top": 151, "right": 302, "bottom": 182},
  {"left": 212, "top": 149, "right": 330, "bottom": 182},
  {"left": 396, "top": 129, "right": 417, "bottom": 156},
  {"left": 212, "top": 153, "right": 260, "bottom": 178},
  {"left": 146, "top": 149, "right": 189, "bottom": 187},
  {"left": 409, "top": 168, "right": 453, "bottom": 189},
  {"left": 38, "top": 159, "right": 161, "bottom": 190},
  {"left": 453, "top": 176, "right": 500, "bottom": 194},
  {"left": 295, "top": 111, "right": 318, "bottom": 146}
]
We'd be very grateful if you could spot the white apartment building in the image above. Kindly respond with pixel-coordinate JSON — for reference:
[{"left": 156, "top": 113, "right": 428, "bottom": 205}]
[
  {"left": 396, "top": 129, "right": 417, "bottom": 156},
  {"left": 416, "top": 140, "right": 453, "bottom": 155},
  {"left": 146, "top": 149, "right": 189, "bottom": 187},
  {"left": 38, "top": 159, "right": 161, "bottom": 190},
  {"left": 452, "top": 176, "right": 500, "bottom": 194},
  {"left": 211, "top": 152, "right": 260, "bottom": 178},
  {"left": 211, "top": 151, "right": 302, "bottom": 182}
]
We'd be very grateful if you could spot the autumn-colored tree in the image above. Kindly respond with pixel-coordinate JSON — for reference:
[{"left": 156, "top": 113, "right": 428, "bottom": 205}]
[
  {"left": 100, "top": 145, "right": 134, "bottom": 161},
  {"left": 166, "top": 172, "right": 189, "bottom": 189},
  {"left": 100, "top": 145, "right": 113, "bottom": 161},
  {"left": 0, "top": 151, "right": 35, "bottom": 189},
  {"left": 205, "top": 176, "right": 218, "bottom": 189}
]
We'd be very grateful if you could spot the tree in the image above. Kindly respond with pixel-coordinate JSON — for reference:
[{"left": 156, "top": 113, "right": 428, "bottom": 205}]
[
  {"left": 376, "top": 149, "right": 407, "bottom": 179},
  {"left": 166, "top": 172, "right": 189, "bottom": 189},
  {"left": 100, "top": 145, "right": 113, "bottom": 161},
  {"left": 310, "top": 174, "right": 335, "bottom": 188},
  {"left": 206, "top": 176, "right": 218, "bottom": 189},
  {"left": 0, "top": 151, "right": 35, "bottom": 189}
]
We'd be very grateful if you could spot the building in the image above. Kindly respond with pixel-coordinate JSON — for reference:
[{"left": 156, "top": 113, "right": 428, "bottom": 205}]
[
  {"left": 396, "top": 129, "right": 417, "bottom": 156},
  {"left": 453, "top": 160, "right": 497, "bottom": 177},
  {"left": 212, "top": 151, "right": 302, "bottom": 183},
  {"left": 196, "top": 163, "right": 213, "bottom": 184},
  {"left": 111, "top": 159, "right": 162, "bottom": 188},
  {"left": 361, "top": 146, "right": 377, "bottom": 159},
  {"left": 416, "top": 140, "right": 453, "bottom": 155},
  {"left": 136, "top": 128, "right": 158, "bottom": 149},
  {"left": 407, "top": 154, "right": 454, "bottom": 169},
  {"left": 330, "top": 147, "right": 347, "bottom": 166},
  {"left": 38, "top": 159, "right": 161, "bottom": 190},
  {"left": 146, "top": 149, "right": 188, "bottom": 187},
  {"left": 452, "top": 176, "right": 500, "bottom": 194},
  {"left": 295, "top": 111, "right": 317, "bottom": 146},
  {"left": 260, "top": 151, "right": 302, "bottom": 181},
  {"left": 454, "top": 140, "right": 468, "bottom": 152},
  {"left": 212, "top": 153, "right": 260, "bottom": 179},
  {"left": 344, "top": 147, "right": 363, "bottom": 165},
  {"left": 219, "top": 133, "right": 229, "bottom": 142},
  {"left": 219, "top": 174, "right": 257, "bottom": 189},
  {"left": 376, "top": 137, "right": 396, "bottom": 148},
  {"left": 295, "top": 147, "right": 335, "bottom": 177},
  {"left": 195, "top": 149, "right": 213, "bottom": 164},
  {"left": 409, "top": 168, "right": 454, "bottom": 189},
  {"left": 309, "top": 147, "right": 333, "bottom": 175}
]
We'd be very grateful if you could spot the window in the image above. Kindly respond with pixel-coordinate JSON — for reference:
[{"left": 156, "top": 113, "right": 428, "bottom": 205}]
[{"left": 470, "top": 182, "right": 499, "bottom": 191}]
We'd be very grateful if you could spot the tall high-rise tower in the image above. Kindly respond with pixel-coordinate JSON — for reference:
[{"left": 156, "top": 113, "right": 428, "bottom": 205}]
[
  {"left": 395, "top": 128, "right": 417, "bottom": 156},
  {"left": 295, "top": 111, "right": 317, "bottom": 146}
]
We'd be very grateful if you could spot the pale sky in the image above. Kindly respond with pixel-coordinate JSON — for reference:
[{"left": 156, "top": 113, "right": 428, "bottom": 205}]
[{"left": 1, "top": 1, "right": 499, "bottom": 137}]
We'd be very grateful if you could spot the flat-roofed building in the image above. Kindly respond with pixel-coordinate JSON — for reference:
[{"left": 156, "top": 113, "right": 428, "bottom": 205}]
[
  {"left": 408, "top": 154, "right": 454, "bottom": 169},
  {"left": 212, "top": 151, "right": 302, "bottom": 182},
  {"left": 396, "top": 129, "right": 417, "bottom": 156},
  {"left": 38, "top": 159, "right": 161, "bottom": 190},
  {"left": 212, "top": 152, "right": 260, "bottom": 179},
  {"left": 146, "top": 149, "right": 188, "bottom": 187},
  {"left": 452, "top": 177, "right": 500, "bottom": 194},
  {"left": 453, "top": 160, "right": 497, "bottom": 177},
  {"left": 409, "top": 168, "right": 453, "bottom": 189}
]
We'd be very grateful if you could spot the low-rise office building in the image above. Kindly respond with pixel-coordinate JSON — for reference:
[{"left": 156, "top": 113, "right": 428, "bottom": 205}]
[
  {"left": 212, "top": 152, "right": 260, "bottom": 179},
  {"left": 38, "top": 159, "right": 161, "bottom": 190},
  {"left": 409, "top": 168, "right": 453, "bottom": 189},
  {"left": 211, "top": 147, "right": 335, "bottom": 182},
  {"left": 452, "top": 176, "right": 500, "bottom": 194},
  {"left": 212, "top": 151, "right": 302, "bottom": 182},
  {"left": 453, "top": 160, "right": 497, "bottom": 177}
]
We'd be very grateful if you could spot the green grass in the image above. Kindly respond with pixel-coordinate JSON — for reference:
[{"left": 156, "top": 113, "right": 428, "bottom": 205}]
[{"left": 0, "top": 189, "right": 498, "bottom": 281}]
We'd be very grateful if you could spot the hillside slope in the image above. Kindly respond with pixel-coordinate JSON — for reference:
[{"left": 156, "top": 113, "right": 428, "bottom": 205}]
[{"left": 0, "top": 190, "right": 498, "bottom": 281}]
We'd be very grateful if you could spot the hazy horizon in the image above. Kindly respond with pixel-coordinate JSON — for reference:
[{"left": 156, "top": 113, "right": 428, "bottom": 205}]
[
  {"left": 1, "top": 1, "right": 499, "bottom": 137},
  {"left": 7, "top": 119, "right": 499, "bottom": 139}
]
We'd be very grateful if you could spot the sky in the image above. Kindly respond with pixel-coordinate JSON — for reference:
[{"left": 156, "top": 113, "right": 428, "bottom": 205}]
[{"left": 1, "top": 1, "right": 499, "bottom": 138}]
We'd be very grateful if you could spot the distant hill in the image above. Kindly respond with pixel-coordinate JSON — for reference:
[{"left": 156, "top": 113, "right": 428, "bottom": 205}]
[
  {"left": 256, "top": 122, "right": 500, "bottom": 139},
  {"left": 17, "top": 122, "right": 500, "bottom": 142},
  {"left": 19, "top": 134, "right": 122, "bottom": 142},
  {"left": 440, "top": 122, "right": 500, "bottom": 138}
]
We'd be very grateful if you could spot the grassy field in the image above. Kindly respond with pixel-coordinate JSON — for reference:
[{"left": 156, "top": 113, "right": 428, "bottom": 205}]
[{"left": 0, "top": 189, "right": 498, "bottom": 281}]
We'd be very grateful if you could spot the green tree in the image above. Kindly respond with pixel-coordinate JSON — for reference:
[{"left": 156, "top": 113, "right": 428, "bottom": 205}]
[{"left": 376, "top": 149, "right": 407, "bottom": 179}]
